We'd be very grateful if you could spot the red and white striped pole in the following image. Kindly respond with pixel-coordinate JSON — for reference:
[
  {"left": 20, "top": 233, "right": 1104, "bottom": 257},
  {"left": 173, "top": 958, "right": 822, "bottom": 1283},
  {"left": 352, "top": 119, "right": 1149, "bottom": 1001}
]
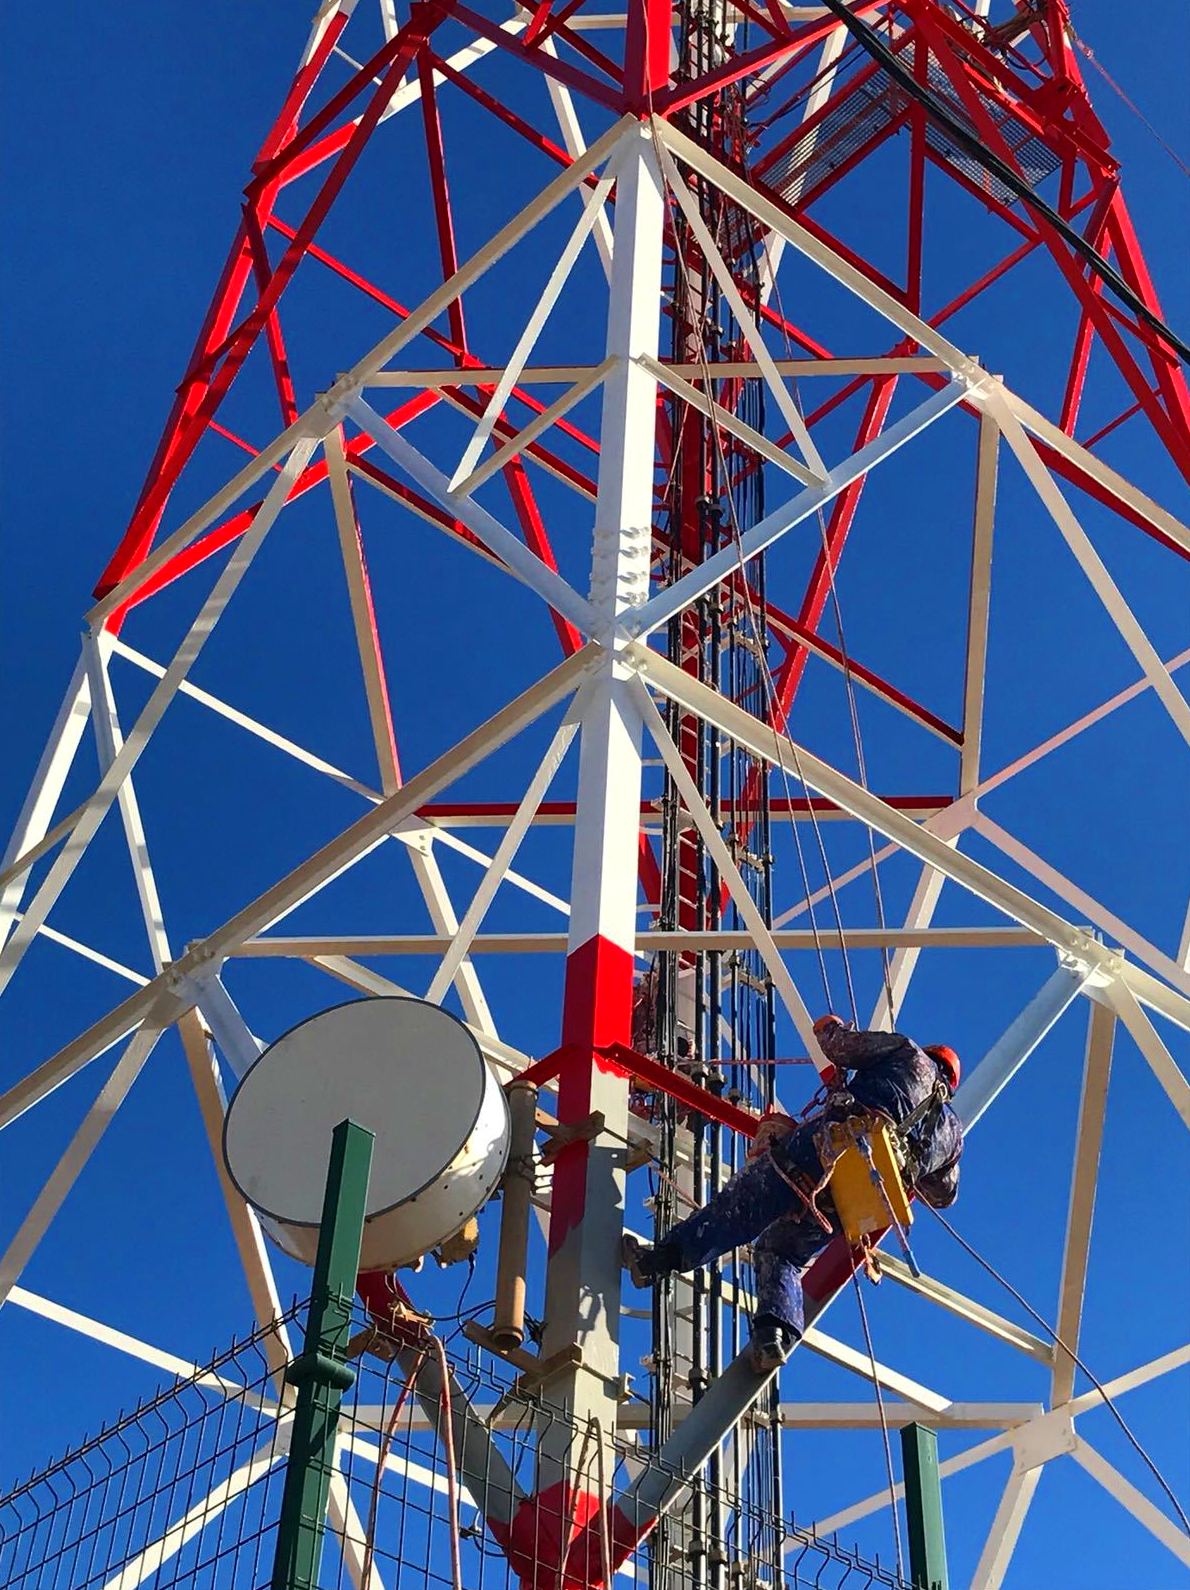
[{"left": 505, "top": 117, "right": 666, "bottom": 1587}]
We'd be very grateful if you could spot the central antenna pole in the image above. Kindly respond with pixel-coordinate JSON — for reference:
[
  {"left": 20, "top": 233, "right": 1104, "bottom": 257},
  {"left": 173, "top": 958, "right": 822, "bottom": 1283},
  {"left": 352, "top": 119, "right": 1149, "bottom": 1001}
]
[{"left": 521, "top": 116, "right": 667, "bottom": 1584}]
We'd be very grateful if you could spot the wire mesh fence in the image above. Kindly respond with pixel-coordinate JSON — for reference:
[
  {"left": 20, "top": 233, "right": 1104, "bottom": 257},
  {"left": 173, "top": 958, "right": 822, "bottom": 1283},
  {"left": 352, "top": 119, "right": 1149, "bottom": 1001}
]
[
  {"left": 0, "top": 1298, "right": 913, "bottom": 1590},
  {"left": 0, "top": 1306, "right": 299, "bottom": 1590}
]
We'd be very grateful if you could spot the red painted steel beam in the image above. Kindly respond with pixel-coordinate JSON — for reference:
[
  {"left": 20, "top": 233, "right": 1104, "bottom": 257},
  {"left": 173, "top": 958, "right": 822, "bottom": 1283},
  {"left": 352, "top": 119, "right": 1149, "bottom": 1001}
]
[
  {"left": 778, "top": 375, "right": 898, "bottom": 710},
  {"left": 247, "top": 26, "right": 416, "bottom": 195},
  {"left": 94, "top": 8, "right": 353, "bottom": 599},
  {"left": 765, "top": 599, "right": 963, "bottom": 744},
  {"left": 919, "top": 15, "right": 1190, "bottom": 476},
  {"left": 1103, "top": 191, "right": 1190, "bottom": 450},
  {"left": 243, "top": 207, "right": 300, "bottom": 428},
  {"left": 451, "top": 4, "right": 625, "bottom": 113},
  {"left": 656, "top": 2, "right": 887, "bottom": 117},
  {"left": 623, "top": 0, "right": 672, "bottom": 111},
  {"left": 428, "top": 48, "right": 580, "bottom": 172},
  {"left": 96, "top": 3, "right": 449, "bottom": 606},
  {"left": 266, "top": 216, "right": 599, "bottom": 464},
  {"left": 419, "top": 49, "right": 469, "bottom": 358}
]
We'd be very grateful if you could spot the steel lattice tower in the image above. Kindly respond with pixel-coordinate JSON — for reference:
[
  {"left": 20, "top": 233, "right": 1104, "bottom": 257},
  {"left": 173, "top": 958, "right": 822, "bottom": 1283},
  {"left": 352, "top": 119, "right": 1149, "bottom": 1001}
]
[{"left": 3, "top": 1, "right": 1188, "bottom": 1585}]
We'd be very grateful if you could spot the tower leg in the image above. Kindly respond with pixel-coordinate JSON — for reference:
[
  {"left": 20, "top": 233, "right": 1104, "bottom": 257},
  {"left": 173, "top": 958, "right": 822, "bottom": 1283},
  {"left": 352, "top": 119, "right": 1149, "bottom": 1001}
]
[{"left": 507, "top": 123, "right": 665, "bottom": 1590}]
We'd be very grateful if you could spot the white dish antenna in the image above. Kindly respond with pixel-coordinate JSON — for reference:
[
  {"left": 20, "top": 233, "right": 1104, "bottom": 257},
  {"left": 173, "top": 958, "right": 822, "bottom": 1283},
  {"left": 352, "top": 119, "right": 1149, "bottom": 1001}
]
[{"left": 223, "top": 996, "right": 510, "bottom": 1270}]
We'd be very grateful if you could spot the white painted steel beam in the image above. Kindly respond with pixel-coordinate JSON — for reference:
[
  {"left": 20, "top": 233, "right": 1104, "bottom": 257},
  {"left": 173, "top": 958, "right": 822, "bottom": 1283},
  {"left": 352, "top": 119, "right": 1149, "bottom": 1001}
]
[
  {"left": 867, "top": 858, "right": 951, "bottom": 1031},
  {"left": 7, "top": 912, "right": 150, "bottom": 987},
  {"left": 406, "top": 842, "right": 497, "bottom": 1033},
  {"left": 628, "top": 378, "right": 967, "bottom": 639},
  {"left": 771, "top": 647, "right": 1190, "bottom": 941},
  {"left": 639, "top": 353, "right": 820, "bottom": 487},
  {"left": 1066, "top": 1343, "right": 1190, "bottom": 1416},
  {"left": 109, "top": 636, "right": 569, "bottom": 926},
  {"left": 347, "top": 395, "right": 597, "bottom": 636},
  {"left": 540, "top": 39, "right": 615, "bottom": 278},
  {"left": 458, "top": 359, "right": 613, "bottom": 495},
  {"left": 655, "top": 135, "right": 825, "bottom": 476},
  {"left": 234, "top": 925, "right": 1045, "bottom": 957},
  {"left": 0, "top": 440, "right": 319, "bottom": 998},
  {"left": 1105, "top": 981, "right": 1190, "bottom": 1129},
  {"left": 0, "top": 652, "right": 91, "bottom": 947},
  {"left": 655, "top": 116, "right": 976, "bottom": 373},
  {"left": 84, "top": 634, "right": 173, "bottom": 974},
  {"left": 986, "top": 387, "right": 1190, "bottom": 747},
  {"left": 801, "top": 1327, "right": 951, "bottom": 1412},
  {"left": 1000, "top": 387, "right": 1190, "bottom": 558},
  {"left": 877, "top": 1255, "right": 1053, "bottom": 1365},
  {"left": 631, "top": 646, "right": 1182, "bottom": 1019},
  {"left": 363, "top": 357, "right": 948, "bottom": 386},
  {"left": 327, "top": 1469, "right": 388, "bottom": 1590},
  {"left": 450, "top": 157, "right": 621, "bottom": 489},
  {"left": 0, "top": 1025, "right": 163, "bottom": 1308},
  {"left": 636, "top": 678, "right": 827, "bottom": 1067},
  {"left": 969, "top": 1463, "right": 1043, "bottom": 1590},
  {"left": 961, "top": 411, "right": 999, "bottom": 794},
  {"left": 811, "top": 1427, "right": 1018, "bottom": 1537},
  {"left": 0, "top": 648, "right": 593, "bottom": 1128},
  {"left": 99, "top": 1429, "right": 289, "bottom": 1590},
  {"left": 187, "top": 972, "right": 264, "bottom": 1079},
  {"left": 7, "top": 1284, "right": 245, "bottom": 1394},
  {"left": 326, "top": 426, "right": 402, "bottom": 795},
  {"left": 974, "top": 812, "right": 1190, "bottom": 996},
  {"left": 425, "top": 711, "right": 579, "bottom": 1005},
  {"left": 955, "top": 963, "right": 1090, "bottom": 1129},
  {"left": 86, "top": 117, "right": 635, "bottom": 630},
  {"left": 344, "top": 1399, "right": 1040, "bottom": 1435},
  {"left": 1070, "top": 1439, "right": 1190, "bottom": 1566},
  {"left": 537, "top": 121, "right": 663, "bottom": 1471},
  {"left": 179, "top": 1011, "right": 292, "bottom": 1384},
  {"left": 1052, "top": 1001, "right": 1115, "bottom": 1405}
]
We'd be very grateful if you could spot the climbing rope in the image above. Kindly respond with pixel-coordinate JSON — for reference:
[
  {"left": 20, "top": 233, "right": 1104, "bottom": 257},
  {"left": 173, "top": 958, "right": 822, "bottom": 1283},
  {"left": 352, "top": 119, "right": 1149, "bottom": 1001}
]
[
  {"left": 760, "top": 238, "right": 899, "bottom": 1025},
  {"left": 652, "top": 130, "right": 914, "bottom": 1570},
  {"left": 1070, "top": 30, "right": 1190, "bottom": 183},
  {"left": 662, "top": 145, "right": 901, "bottom": 1035},
  {"left": 650, "top": 120, "right": 856, "bottom": 1029},
  {"left": 924, "top": 1202, "right": 1190, "bottom": 1538},
  {"left": 847, "top": 1249, "right": 907, "bottom": 1583}
]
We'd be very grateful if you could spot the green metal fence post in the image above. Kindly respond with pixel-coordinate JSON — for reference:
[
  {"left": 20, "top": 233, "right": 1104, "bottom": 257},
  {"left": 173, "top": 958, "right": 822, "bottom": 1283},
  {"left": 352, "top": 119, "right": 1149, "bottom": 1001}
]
[
  {"left": 272, "top": 1118, "right": 374, "bottom": 1590},
  {"left": 901, "top": 1422, "right": 949, "bottom": 1590}
]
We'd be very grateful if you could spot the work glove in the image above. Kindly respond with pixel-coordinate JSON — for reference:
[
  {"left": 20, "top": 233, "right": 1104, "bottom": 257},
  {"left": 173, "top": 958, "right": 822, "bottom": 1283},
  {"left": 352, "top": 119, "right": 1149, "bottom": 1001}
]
[{"left": 746, "top": 1106, "right": 796, "bottom": 1161}]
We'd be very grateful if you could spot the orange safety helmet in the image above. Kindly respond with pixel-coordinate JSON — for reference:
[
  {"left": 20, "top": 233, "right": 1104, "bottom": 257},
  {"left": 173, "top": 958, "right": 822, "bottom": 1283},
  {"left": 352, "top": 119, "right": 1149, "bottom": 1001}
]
[{"left": 925, "top": 1044, "right": 961, "bottom": 1093}]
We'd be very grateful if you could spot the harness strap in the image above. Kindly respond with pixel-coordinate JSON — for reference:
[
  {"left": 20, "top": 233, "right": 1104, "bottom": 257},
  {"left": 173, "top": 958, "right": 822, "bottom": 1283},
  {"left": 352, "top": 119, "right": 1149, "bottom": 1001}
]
[
  {"left": 898, "top": 1079, "right": 949, "bottom": 1139},
  {"left": 893, "top": 1081, "right": 950, "bottom": 1182},
  {"left": 768, "top": 1149, "right": 834, "bottom": 1234}
]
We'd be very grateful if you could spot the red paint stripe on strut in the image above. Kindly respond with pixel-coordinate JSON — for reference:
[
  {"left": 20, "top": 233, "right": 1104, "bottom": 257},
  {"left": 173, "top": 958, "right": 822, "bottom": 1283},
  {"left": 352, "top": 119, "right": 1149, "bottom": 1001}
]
[{"left": 546, "top": 935, "right": 636, "bottom": 1256}]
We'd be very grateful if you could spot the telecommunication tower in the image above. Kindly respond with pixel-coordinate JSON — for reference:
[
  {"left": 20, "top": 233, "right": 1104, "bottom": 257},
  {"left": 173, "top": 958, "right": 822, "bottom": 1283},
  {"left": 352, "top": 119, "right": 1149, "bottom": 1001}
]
[{"left": 2, "top": 1, "right": 1188, "bottom": 1586}]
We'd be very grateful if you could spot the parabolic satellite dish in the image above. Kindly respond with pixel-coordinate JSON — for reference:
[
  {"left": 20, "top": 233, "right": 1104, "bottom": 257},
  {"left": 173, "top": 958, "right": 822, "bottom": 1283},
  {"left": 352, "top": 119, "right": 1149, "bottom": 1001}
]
[{"left": 223, "top": 996, "right": 510, "bottom": 1270}]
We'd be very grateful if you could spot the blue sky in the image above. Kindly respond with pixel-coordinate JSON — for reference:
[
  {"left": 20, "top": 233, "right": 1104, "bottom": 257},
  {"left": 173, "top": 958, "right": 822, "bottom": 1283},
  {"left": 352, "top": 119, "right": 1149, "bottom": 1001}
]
[{"left": 2, "top": 3, "right": 1188, "bottom": 1585}]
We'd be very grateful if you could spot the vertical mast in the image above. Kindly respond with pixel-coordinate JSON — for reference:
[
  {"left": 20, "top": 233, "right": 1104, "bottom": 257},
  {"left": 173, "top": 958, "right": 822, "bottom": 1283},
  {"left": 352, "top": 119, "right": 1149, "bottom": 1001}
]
[{"left": 538, "top": 117, "right": 666, "bottom": 1513}]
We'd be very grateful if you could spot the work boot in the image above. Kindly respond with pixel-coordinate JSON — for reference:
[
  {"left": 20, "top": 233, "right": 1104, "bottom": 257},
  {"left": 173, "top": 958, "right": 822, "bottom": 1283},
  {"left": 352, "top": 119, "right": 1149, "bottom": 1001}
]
[
  {"left": 621, "top": 1233, "right": 655, "bottom": 1288},
  {"left": 748, "top": 1320, "right": 797, "bottom": 1374}
]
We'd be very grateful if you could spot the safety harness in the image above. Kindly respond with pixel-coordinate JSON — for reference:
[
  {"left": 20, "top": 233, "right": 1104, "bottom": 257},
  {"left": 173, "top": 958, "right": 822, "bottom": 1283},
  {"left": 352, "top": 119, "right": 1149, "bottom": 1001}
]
[
  {"left": 889, "top": 1078, "right": 952, "bottom": 1181},
  {"left": 767, "top": 1075, "right": 954, "bottom": 1277}
]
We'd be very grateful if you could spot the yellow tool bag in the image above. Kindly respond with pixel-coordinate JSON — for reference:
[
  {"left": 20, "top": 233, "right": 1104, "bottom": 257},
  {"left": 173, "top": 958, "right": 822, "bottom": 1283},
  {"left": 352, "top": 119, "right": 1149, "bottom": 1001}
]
[{"left": 819, "top": 1117, "right": 913, "bottom": 1246}]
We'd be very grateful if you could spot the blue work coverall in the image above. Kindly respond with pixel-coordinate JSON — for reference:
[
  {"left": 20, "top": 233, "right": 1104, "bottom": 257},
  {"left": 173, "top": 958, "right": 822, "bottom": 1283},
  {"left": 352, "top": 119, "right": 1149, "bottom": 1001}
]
[{"left": 650, "top": 1022, "right": 964, "bottom": 1336}]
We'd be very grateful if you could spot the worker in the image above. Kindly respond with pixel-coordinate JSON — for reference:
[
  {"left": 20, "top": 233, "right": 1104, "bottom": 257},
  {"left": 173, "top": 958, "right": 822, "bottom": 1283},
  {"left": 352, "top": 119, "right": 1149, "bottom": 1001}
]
[{"left": 623, "top": 1014, "right": 964, "bottom": 1372}]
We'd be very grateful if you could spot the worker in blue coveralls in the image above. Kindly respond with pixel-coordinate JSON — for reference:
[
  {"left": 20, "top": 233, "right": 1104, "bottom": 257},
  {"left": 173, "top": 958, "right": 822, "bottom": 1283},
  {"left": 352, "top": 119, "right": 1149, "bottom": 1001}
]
[{"left": 623, "top": 1014, "right": 964, "bottom": 1372}]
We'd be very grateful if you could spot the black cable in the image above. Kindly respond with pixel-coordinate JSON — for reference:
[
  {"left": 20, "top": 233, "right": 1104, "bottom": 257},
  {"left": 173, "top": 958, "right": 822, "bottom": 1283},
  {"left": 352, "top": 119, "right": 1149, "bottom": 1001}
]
[
  {"left": 812, "top": 0, "right": 1190, "bottom": 366},
  {"left": 923, "top": 1202, "right": 1190, "bottom": 1536}
]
